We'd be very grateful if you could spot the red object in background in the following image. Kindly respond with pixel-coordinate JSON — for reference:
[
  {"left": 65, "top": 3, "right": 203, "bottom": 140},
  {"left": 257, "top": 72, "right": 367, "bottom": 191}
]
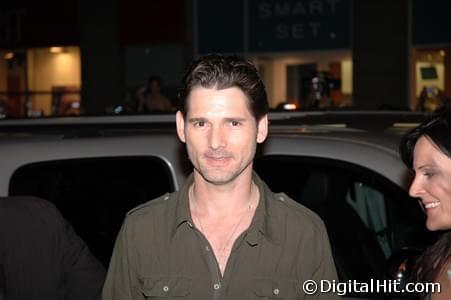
[
  {"left": 52, "top": 86, "right": 81, "bottom": 116},
  {"left": 118, "top": 0, "right": 185, "bottom": 44},
  {"left": 6, "top": 76, "right": 23, "bottom": 117}
]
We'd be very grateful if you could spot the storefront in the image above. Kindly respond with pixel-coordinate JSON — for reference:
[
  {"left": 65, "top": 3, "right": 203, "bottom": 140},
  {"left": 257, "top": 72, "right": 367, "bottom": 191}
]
[
  {"left": 1, "top": 0, "right": 451, "bottom": 117},
  {"left": 0, "top": 0, "right": 80, "bottom": 117},
  {"left": 410, "top": 0, "right": 451, "bottom": 112},
  {"left": 197, "top": 0, "right": 352, "bottom": 109},
  {"left": 0, "top": 47, "right": 81, "bottom": 117},
  {"left": 197, "top": 0, "right": 451, "bottom": 111},
  {"left": 0, "top": 0, "right": 185, "bottom": 117}
]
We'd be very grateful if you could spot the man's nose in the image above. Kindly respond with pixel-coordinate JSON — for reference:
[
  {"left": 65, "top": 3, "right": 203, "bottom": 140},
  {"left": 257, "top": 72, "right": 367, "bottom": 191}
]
[{"left": 208, "top": 126, "right": 226, "bottom": 150}]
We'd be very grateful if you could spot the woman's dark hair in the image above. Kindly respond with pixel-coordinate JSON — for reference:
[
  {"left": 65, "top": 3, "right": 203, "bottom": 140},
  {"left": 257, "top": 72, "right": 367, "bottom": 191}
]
[
  {"left": 414, "top": 232, "right": 451, "bottom": 283},
  {"left": 178, "top": 54, "right": 268, "bottom": 121},
  {"left": 400, "top": 110, "right": 451, "bottom": 169},
  {"left": 399, "top": 110, "right": 451, "bottom": 283}
]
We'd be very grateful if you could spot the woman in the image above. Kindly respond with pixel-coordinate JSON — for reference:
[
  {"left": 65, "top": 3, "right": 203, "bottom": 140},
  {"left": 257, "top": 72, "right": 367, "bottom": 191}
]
[{"left": 400, "top": 110, "right": 451, "bottom": 299}]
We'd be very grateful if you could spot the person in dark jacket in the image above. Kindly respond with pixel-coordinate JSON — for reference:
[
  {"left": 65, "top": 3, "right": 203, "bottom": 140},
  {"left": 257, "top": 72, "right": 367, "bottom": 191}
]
[{"left": 0, "top": 196, "right": 105, "bottom": 300}]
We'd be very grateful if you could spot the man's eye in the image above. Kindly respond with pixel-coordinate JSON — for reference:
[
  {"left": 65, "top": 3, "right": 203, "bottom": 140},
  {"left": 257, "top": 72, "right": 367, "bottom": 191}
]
[
  {"left": 230, "top": 121, "right": 241, "bottom": 127},
  {"left": 194, "top": 121, "right": 206, "bottom": 127}
]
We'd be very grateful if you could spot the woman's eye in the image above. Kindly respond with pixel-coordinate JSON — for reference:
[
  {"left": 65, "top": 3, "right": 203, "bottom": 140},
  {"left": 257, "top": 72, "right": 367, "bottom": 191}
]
[{"left": 424, "top": 172, "right": 434, "bottom": 178}]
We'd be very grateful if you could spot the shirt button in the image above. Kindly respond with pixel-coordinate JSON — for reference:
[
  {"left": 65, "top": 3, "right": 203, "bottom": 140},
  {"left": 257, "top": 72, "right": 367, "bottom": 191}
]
[
  {"left": 213, "top": 283, "right": 221, "bottom": 290},
  {"left": 273, "top": 288, "right": 280, "bottom": 295},
  {"left": 278, "top": 196, "right": 285, "bottom": 202},
  {"left": 163, "top": 196, "right": 169, "bottom": 201},
  {"left": 163, "top": 285, "right": 169, "bottom": 292},
  {"left": 205, "top": 245, "right": 210, "bottom": 251}
]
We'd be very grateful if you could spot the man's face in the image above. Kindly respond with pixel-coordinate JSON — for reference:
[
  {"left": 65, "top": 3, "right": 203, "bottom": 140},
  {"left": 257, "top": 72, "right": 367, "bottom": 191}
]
[
  {"left": 176, "top": 86, "right": 268, "bottom": 185},
  {"left": 149, "top": 80, "right": 161, "bottom": 93}
]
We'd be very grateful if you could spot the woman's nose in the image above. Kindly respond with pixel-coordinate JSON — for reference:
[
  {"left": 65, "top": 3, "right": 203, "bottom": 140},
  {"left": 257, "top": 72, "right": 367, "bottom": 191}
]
[{"left": 409, "top": 175, "right": 423, "bottom": 198}]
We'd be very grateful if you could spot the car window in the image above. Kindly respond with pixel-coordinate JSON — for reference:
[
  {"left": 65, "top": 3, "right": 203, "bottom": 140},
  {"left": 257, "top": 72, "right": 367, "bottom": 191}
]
[
  {"left": 9, "top": 156, "right": 175, "bottom": 266},
  {"left": 346, "top": 182, "right": 390, "bottom": 257},
  {"left": 254, "top": 155, "right": 430, "bottom": 282}
]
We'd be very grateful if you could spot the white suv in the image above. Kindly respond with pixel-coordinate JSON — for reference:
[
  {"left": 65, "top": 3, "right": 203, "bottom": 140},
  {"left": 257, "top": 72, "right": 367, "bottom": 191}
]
[{"left": 0, "top": 111, "right": 433, "bottom": 298}]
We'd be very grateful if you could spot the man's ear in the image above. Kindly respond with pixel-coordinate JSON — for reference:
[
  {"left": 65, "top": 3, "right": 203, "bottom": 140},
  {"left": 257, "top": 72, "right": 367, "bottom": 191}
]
[
  {"left": 176, "top": 111, "right": 186, "bottom": 143},
  {"left": 256, "top": 114, "right": 268, "bottom": 143}
]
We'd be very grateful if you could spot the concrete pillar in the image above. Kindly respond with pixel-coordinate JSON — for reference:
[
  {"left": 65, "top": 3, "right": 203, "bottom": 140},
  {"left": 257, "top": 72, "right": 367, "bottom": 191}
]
[
  {"left": 79, "top": 0, "right": 124, "bottom": 114},
  {"left": 352, "top": 0, "right": 409, "bottom": 110}
]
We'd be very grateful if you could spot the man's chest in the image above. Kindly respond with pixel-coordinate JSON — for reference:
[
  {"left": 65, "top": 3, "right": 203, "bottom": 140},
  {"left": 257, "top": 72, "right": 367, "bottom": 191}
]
[{"left": 133, "top": 228, "right": 310, "bottom": 299}]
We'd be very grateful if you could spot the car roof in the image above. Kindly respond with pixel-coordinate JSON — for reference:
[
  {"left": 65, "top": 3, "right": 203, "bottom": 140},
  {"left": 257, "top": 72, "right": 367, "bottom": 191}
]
[
  {"left": 0, "top": 110, "right": 428, "bottom": 152},
  {"left": 0, "top": 111, "right": 426, "bottom": 194},
  {"left": 0, "top": 110, "right": 428, "bottom": 132}
]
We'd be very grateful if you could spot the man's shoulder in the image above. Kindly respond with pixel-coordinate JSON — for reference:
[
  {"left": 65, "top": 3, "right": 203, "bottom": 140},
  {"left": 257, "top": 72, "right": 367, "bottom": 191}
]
[
  {"left": 126, "top": 192, "right": 174, "bottom": 218},
  {"left": 269, "top": 192, "right": 326, "bottom": 232}
]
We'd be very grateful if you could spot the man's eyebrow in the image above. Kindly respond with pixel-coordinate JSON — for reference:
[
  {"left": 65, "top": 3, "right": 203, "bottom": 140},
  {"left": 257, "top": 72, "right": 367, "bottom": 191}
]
[
  {"left": 187, "top": 117, "right": 207, "bottom": 123},
  {"left": 224, "top": 117, "right": 247, "bottom": 122}
]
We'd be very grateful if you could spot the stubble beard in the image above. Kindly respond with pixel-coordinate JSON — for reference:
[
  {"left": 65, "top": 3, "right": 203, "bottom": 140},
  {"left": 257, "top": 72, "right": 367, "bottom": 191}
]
[
  {"left": 188, "top": 148, "right": 256, "bottom": 186},
  {"left": 193, "top": 159, "right": 254, "bottom": 186}
]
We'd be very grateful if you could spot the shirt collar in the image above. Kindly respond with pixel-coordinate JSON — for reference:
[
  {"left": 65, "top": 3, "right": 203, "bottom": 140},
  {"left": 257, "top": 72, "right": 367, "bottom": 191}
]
[
  {"left": 170, "top": 174, "right": 194, "bottom": 238},
  {"left": 170, "top": 172, "right": 279, "bottom": 245}
]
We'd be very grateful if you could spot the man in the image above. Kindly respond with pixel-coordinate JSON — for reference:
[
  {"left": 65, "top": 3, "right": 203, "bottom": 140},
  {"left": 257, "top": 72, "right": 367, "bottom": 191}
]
[
  {"left": 137, "top": 76, "right": 174, "bottom": 112},
  {"left": 0, "top": 196, "right": 105, "bottom": 300},
  {"left": 103, "top": 54, "right": 339, "bottom": 299}
]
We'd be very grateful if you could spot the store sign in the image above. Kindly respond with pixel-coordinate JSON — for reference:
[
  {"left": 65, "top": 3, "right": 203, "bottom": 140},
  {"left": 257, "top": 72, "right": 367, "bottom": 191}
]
[{"left": 248, "top": 0, "right": 351, "bottom": 51}]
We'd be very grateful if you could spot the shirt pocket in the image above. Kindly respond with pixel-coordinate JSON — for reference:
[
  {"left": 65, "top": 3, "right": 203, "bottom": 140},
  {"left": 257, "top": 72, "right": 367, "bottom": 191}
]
[
  {"left": 140, "top": 276, "right": 192, "bottom": 299},
  {"left": 250, "top": 277, "right": 301, "bottom": 300}
]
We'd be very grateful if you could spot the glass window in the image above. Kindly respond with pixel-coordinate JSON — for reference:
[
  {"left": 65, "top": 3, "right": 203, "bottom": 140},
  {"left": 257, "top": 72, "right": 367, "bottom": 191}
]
[
  {"left": 9, "top": 156, "right": 175, "bottom": 266},
  {"left": 254, "top": 155, "right": 431, "bottom": 282}
]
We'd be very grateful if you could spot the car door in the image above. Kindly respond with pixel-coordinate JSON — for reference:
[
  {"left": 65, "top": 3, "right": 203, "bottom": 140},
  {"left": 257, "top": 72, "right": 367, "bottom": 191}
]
[{"left": 254, "top": 154, "right": 432, "bottom": 299}]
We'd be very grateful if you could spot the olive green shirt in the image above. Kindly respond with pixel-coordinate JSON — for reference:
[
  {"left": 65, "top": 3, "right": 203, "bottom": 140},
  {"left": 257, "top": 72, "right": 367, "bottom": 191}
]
[{"left": 103, "top": 173, "right": 340, "bottom": 299}]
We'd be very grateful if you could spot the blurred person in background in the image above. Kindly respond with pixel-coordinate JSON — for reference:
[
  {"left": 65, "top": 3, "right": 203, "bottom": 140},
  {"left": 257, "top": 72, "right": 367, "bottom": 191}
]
[
  {"left": 400, "top": 111, "right": 451, "bottom": 299},
  {"left": 137, "top": 76, "right": 174, "bottom": 112},
  {"left": 0, "top": 99, "right": 8, "bottom": 119},
  {"left": 0, "top": 196, "right": 105, "bottom": 300},
  {"left": 416, "top": 87, "right": 451, "bottom": 113}
]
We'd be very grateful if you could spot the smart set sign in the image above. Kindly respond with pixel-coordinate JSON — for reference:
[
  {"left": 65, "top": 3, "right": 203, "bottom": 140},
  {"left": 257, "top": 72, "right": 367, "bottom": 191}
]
[{"left": 248, "top": 0, "right": 351, "bottom": 52}]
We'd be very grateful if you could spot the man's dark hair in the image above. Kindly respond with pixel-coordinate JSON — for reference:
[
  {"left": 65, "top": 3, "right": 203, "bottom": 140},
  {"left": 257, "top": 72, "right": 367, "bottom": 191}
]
[
  {"left": 147, "top": 76, "right": 162, "bottom": 86},
  {"left": 178, "top": 54, "right": 269, "bottom": 121}
]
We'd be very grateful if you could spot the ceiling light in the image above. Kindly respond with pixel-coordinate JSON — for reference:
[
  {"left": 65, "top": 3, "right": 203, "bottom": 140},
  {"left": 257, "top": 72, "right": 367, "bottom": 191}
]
[
  {"left": 4, "top": 52, "right": 14, "bottom": 60},
  {"left": 50, "top": 47, "right": 64, "bottom": 54}
]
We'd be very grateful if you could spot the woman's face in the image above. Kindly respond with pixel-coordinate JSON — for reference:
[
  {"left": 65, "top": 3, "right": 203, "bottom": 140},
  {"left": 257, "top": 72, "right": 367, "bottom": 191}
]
[{"left": 409, "top": 135, "right": 451, "bottom": 231}]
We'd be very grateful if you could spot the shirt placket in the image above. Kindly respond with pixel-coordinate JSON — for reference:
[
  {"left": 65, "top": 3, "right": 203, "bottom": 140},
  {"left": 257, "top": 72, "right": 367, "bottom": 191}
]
[
  {"left": 190, "top": 221, "right": 223, "bottom": 300},
  {"left": 192, "top": 223, "right": 250, "bottom": 300}
]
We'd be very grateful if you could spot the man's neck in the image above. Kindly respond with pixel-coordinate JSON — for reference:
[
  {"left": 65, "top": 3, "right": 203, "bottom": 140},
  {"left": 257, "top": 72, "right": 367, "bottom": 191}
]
[{"left": 191, "top": 171, "right": 257, "bottom": 219}]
